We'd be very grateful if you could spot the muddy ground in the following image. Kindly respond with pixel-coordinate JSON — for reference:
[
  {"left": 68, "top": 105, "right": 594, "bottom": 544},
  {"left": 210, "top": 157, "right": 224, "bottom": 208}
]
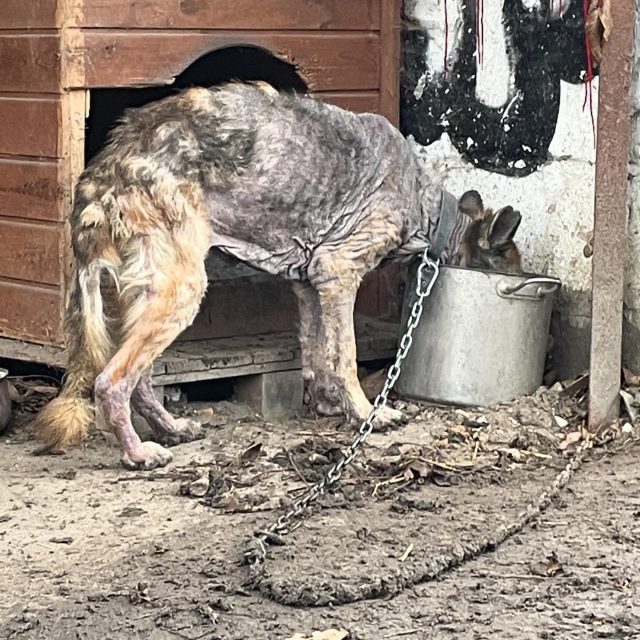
[{"left": 1, "top": 381, "right": 639, "bottom": 640}]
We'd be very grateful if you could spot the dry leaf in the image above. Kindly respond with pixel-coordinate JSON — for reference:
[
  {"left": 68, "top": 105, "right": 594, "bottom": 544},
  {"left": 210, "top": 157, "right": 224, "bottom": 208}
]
[
  {"left": 239, "top": 442, "right": 263, "bottom": 464},
  {"left": 558, "top": 431, "right": 583, "bottom": 451},
  {"left": 545, "top": 552, "right": 564, "bottom": 577},
  {"left": 186, "top": 473, "right": 210, "bottom": 498},
  {"left": 586, "top": 0, "right": 612, "bottom": 67},
  {"left": 553, "top": 415, "right": 569, "bottom": 429},
  {"left": 561, "top": 373, "right": 589, "bottom": 398},
  {"left": 500, "top": 447, "right": 524, "bottom": 462},
  {"left": 620, "top": 389, "right": 638, "bottom": 422},
  {"left": 403, "top": 460, "right": 430, "bottom": 481},
  {"left": 599, "top": 0, "right": 612, "bottom": 40},
  {"left": 54, "top": 470, "right": 77, "bottom": 480},
  {"left": 449, "top": 425, "right": 470, "bottom": 440},
  {"left": 286, "top": 630, "right": 349, "bottom": 640},
  {"left": 224, "top": 494, "right": 241, "bottom": 513},
  {"left": 360, "top": 368, "right": 388, "bottom": 400}
]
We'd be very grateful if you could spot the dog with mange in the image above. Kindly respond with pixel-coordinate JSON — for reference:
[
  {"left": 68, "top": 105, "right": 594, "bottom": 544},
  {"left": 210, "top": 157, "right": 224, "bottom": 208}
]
[{"left": 32, "top": 82, "right": 522, "bottom": 469}]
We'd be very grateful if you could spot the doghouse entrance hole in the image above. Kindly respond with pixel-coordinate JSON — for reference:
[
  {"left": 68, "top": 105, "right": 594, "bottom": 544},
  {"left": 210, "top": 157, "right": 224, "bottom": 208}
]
[
  {"left": 84, "top": 46, "right": 309, "bottom": 342},
  {"left": 85, "top": 45, "right": 309, "bottom": 161}
]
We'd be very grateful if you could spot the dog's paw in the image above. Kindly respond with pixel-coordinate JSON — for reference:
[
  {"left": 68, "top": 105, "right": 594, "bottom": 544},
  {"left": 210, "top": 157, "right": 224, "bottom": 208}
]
[
  {"left": 316, "top": 401, "right": 345, "bottom": 417},
  {"left": 360, "top": 405, "right": 407, "bottom": 432},
  {"left": 154, "top": 417, "right": 205, "bottom": 447},
  {"left": 121, "top": 441, "right": 174, "bottom": 470},
  {"left": 172, "top": 417, "right": 206, "bottom": 443}
]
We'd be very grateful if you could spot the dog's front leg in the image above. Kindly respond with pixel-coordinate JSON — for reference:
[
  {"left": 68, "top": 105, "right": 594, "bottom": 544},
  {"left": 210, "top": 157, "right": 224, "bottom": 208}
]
[
  {"left": 314, "top": 278, "right": 406, "bottom": 429},
  {"left": 292, "top": 282, "right": 341, "bottom": 416}
]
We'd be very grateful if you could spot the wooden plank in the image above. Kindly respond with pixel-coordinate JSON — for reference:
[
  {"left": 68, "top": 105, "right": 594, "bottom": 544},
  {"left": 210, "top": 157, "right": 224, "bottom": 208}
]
[
  {"left": 71, "top": 32, "right": 380, "bottom": 91},
  {"left": 182, "top": 267, "right": 387, "bottom": 342},
  {"left": 58, "top": 91, "right": 89, "bottom": 295},
  {"left": 153, "top": 331, "right": 397, "bottom": 386},
  {"left": 0, "top": 219, "right": 63, "bottom": 285},
  {"left": 0, "top": 36, "right": 61, "bottom": 93},
  {"left": 314, "top": 91, "right": 380, "bottom": 114},
  {"left": 0, "top": 1, "right": 58, "bottom": 30},
  {"left": 0, "top": 335, "right": 64, "bottom": 366},
  {"left": 0, "top": 159, "right": 65, "bottom": 222},
  {"left": 0, "top": 97, "right": 61, "bottom": 158},
  {"left": 79, "top": 0, "right": 381, "bottom": 31},
  {"left": 378, "top": 0, "right": 401, "bottom": 126},
  {"left": 154, "top": 360, "right": 297, "bottom": 385},
  {"left": 0, "top": 280, "right": 62, "bottom": 345},
  {"left": 378, "top": 262, "right": 402, "bottom": 319},
  {"left": 180, "top": 278, "right": 297, "bottom": 341},
  {"left": 588, "top": 0, "right": 635, "bottom": 428}
]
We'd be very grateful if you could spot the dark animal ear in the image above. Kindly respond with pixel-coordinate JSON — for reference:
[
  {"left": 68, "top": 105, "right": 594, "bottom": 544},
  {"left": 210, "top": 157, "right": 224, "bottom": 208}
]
[
  {"left": 458, "top": 190, "right": 484, "bottom": 219},
  {"left": 489, "top": 206, "right": 521, "bottom": 248}
]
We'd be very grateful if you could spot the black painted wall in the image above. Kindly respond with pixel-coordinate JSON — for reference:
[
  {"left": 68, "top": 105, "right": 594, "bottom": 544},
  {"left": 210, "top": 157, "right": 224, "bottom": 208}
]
[{"left": 401, "top": 0, "right": 597, "bottom": 176}]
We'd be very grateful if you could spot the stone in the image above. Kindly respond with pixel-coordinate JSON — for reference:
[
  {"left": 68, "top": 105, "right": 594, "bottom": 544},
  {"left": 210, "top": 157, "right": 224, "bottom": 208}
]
[{"left": 234, "top": 369, "right": 303, "bottom": 420}]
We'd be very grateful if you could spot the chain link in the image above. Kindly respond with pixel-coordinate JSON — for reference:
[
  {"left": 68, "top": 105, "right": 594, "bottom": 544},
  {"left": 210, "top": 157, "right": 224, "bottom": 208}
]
[{"left": 245, "top": 249, "right": 440, "bottom": 566}]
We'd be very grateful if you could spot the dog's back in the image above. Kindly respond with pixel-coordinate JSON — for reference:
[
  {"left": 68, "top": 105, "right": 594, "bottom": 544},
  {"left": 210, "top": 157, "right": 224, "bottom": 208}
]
[{"left": 77, "top": 83, "right": 426, "bottom": 279}]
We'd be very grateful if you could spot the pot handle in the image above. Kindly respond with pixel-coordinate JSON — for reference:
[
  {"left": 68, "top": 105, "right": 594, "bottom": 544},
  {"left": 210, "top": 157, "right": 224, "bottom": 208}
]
[{"left": 496, "top": 276, "right": 562, "bottom": 300}]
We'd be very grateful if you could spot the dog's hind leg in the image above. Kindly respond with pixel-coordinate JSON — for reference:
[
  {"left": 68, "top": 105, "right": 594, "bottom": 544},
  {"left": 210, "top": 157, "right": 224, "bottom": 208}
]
[
  {"left": 131, "top": 370, "right": 205, "bottom": 446},
  {"left": 94, "top": 237, "right": 208, "bottom": 470}
]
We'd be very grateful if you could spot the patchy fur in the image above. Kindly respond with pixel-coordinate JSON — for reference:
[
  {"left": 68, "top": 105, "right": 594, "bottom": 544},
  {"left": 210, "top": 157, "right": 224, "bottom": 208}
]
[{"left": 32, "top": 83, "right": 522, "bottom": 468}]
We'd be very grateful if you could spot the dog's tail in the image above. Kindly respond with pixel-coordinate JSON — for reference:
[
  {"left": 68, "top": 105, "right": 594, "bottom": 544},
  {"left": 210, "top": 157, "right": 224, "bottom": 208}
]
[{"left": 32, "top": 194, "right": 121, "bottom": 450}]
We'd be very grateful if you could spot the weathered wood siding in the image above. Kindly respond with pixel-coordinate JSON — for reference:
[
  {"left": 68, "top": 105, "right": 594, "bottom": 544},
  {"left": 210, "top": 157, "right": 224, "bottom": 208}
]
[
  {"left": 0, "top": 5, "right": 65, "bottom": 344},
  {"left": 0, "top": 0, "right": 401, "bottom": 348}
]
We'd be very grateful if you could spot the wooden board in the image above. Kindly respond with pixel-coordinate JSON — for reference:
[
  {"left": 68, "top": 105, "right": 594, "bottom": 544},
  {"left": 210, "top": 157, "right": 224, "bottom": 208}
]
[
  {"left": 0, "top": 97, "right": 61, "bottom": 158},
  {"left": 58, "top": 91, "right": 89, "bottom": 296},
  {"left": 0, "top": 219, "right": 63, "bottom": 285},
  {"left": 180, "top": 277, "right": 297, "bottom": 341},
  {"left": 154, "top": 321, "right": 398, "bottom": 384},
  {"left": 0, "top": 159, "right": 65, "bottom": 222},
  {"left": 0, "top": 36, "right": 61, "bottom": 93},
  {"left": 0, "top": 335, "right": 64, "bottom": 366},
  {"left": 0, "top": 1, "right": 58, "bottom": 30},
  {"left": 379, "top": 0, "right": 401, "bottom": 126},
  {"left": 0, "top": 280, "right": 62, "bottom": 345},
  {"left": 181, "top": 266, "right": 385, "bottom": 342},
  {"left": 313, "top": 91, "right": 380, "bottom": 115},
  {"left": 69, "top": 32, "right": 380, "bottom": 91},
  {"left": 77, "top": 0, "right": 381, "bottom": 31}
]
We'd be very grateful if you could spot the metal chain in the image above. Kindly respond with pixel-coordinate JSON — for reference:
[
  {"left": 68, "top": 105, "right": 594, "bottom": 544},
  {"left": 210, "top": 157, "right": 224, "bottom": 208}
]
[{"left": 245, "top": 249, "right": 440, "bottom": 567}]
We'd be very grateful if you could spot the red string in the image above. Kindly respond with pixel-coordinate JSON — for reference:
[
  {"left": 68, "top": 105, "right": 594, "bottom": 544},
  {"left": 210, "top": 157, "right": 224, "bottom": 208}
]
[{"left": 582, "top": 0, "right": 596, "bottom": 144}]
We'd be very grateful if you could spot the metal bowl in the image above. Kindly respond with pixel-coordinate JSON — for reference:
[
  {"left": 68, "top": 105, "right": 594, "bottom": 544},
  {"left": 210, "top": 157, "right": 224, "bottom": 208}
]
[
  {"left": 0, "top": 368, "right": 12, "bottom": 434},
  {"left": 396, "top": 265, "right": 561, "bottom": 406}
]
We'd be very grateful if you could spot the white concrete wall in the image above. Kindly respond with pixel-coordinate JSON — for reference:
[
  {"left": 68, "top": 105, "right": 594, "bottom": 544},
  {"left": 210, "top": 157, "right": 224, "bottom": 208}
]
[
  {"left": 406, "top": 0, "right": 598, "bottom": 377},
  {"left": 624, "top": 1, "right": 640, "bottom": 372}
]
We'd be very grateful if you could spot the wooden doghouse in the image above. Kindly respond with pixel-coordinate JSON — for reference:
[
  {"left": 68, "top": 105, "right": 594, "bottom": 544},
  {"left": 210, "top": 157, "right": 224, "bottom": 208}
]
[{"left": 0, "top": 1, "right": 402, "bottom": 406}]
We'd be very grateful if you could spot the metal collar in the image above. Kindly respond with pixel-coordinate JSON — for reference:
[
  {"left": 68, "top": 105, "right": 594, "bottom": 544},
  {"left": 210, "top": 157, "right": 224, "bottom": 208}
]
[{"left": 429, "top": 189, "right": 459, "bottom": 260}]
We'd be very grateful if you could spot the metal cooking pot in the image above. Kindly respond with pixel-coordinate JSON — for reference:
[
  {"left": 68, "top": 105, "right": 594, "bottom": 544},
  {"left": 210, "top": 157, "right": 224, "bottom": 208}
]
[
  {"left": 0, "top": 368, "right": 11, "bottom": 433},
  {"left": 396, "top": 265, "right": 562, "bottom": 407}
]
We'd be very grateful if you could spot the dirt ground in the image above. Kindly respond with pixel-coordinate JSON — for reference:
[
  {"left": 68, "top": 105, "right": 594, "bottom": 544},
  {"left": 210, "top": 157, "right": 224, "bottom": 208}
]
[{"left": 1, "top": 381, "right": 639, "bottom": 640}]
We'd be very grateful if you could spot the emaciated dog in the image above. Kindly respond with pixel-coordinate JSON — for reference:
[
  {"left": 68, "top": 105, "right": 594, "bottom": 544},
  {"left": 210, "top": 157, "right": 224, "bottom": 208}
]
[{"left": 32, "top": 82, "right": 522, "bottom": 469}]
